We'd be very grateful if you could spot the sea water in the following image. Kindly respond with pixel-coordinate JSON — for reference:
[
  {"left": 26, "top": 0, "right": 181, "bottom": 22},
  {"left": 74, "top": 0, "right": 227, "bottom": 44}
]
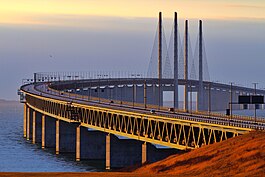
[{"left": 0, "top": 101, "right": 103, "bottom": 172}]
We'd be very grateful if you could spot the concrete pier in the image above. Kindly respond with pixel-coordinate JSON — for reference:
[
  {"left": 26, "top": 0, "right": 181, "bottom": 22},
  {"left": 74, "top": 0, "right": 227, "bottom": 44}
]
[
  {"left": 35, "top": 112, "right": 42, "bottom": 143},
  {"left": 105, "top": 134, "right": 178, "bottom": 169},
  {"left": 26, "top": 107, "right": 30, "bottom": 140},
  {"left": 59, "top": 121, "right": 76, "bottom": 153},
  {"left": 80, "top": 128, "right": 106, "bottom": 160},
  {"left": 76, "top": 125, "right": 80, "bottom": 161},
  {"left": 106, "top": 134, "right": 142, "bottom": 169},
  {"left": 41, "top": 114, "right": 45, "bottom": 149},
  {"left": 45, "top": 116, "right": 56, "bottom": 148},
  {"left": 32, "top": 110, "right": 36, "bottom": 144},
  {"left": 142, "top": 142, "right": 147, "bottom": 164},
  {"left": 56, "top": 119, "right": 60, "bottom": 154},
  {"left": 23, "top": 104, "right": 27, "bottom": 138}
]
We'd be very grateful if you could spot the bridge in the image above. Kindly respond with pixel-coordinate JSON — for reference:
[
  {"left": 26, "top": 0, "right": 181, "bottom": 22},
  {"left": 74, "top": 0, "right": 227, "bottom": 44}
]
[{"left": 19, "top": 12, "right": 265, "bottom": 169}]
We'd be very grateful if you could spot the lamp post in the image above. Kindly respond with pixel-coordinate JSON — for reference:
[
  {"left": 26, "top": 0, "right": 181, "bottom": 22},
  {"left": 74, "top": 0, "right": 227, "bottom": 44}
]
[
  {"left": 144, "top": 80, "right": 147, "bottom": 109},
  {"left": 229, "top": 82, "right": 234, "bottom": 126},
  {"left": 253, "top": 82, "right": 258, "bottom": 122},
  {"left": 190, "top": 84, "right": 192, "bottom": 113},
  {"left": 208, "top": 82, "right": 211, "bottom": 114}
]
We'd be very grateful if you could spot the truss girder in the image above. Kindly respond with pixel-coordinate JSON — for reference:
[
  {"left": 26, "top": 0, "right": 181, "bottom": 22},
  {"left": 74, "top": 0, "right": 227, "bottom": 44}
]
[{"left": 25, "top": 94, "right": 251, "bottom": 150}]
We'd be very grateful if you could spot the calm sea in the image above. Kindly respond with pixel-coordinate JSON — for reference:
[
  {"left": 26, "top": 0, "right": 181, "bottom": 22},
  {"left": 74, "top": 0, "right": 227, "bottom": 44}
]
[
  {"left": 0, "top": 101, "right": 264, "bottom": 172},
  {"left": 0, "top": 101, "right": 104, "bottom": 172}
]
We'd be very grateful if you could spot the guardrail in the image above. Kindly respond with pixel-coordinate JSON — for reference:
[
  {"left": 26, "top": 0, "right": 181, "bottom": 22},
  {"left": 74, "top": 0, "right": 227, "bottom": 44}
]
[{"left": 39, "top": 83, "right": 265, "bottom": 125}]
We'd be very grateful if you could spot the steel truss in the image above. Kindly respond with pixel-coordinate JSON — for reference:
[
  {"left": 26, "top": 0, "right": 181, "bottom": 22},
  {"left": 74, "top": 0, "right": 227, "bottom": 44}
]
[{"left": 25, "top": 93, "right": 251, "bottom": 150}]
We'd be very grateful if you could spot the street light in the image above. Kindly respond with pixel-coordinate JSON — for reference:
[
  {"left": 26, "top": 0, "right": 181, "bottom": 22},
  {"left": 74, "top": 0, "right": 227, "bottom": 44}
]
[
  {"left": 229, "top": 82, "right": 234, "bottom": 126},
  {"left": 253, "top": 82, "right": 258, "bottom": 122},
  {"left": 208, "top": 82, "right": 211, "bottom": 114}
]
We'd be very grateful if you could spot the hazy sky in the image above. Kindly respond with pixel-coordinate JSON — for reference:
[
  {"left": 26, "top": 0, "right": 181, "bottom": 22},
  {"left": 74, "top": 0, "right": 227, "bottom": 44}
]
[{"left": 0, "top": 0, "right": 265, "bottom": 100}]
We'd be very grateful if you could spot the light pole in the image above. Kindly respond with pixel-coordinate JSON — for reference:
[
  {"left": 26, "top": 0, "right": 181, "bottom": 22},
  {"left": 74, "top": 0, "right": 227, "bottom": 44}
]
[
  {"left": 253, "top": 82, "right": 258, "bottom": 122},
  {"left": 144, "top": 80, "right": 147, "bottom": 109},
  {"left": 208, "top": 82, "right": 211, "bottom": 114},
  {"left": 229, "top": 82, "right": 234, "bottom": 126},
  {"left": 132, "top": 74, "right": 135, "bottom": 107},
  {"left": 190, "top": 84, "right": 192, "bottom": 113}
]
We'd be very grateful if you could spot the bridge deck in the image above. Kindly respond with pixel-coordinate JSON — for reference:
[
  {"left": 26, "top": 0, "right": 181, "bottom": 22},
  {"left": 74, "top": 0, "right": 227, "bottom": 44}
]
[{"left": 20, "top": 80, "right": 265, "bottom": 150}]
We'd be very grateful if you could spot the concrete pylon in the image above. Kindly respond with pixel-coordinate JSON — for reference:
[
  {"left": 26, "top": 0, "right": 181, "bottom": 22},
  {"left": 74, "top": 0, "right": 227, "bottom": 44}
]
[
  {"left": 158, "top": 12, "right": 162, "bottom": 108},
  {"left": 174, "top": 12, "right": 179, "bottom": 109},
  {"left": 158, "top": 12, "right": 162, "bottom": 80},
  {"left": 197, "top": 20, "right": 204, "bottom": 111},
  {"left": 184, "top": 20, "right": 189, "bottom": 112},
  {"left": 23, "top": 104, "right": 27, "bottom": 138}
]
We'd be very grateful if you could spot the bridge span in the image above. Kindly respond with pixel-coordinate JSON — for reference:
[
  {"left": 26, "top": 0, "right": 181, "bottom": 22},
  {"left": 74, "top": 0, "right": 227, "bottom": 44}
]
[{"left": 20, "top": 77, "right": 265, "bottom": 169}]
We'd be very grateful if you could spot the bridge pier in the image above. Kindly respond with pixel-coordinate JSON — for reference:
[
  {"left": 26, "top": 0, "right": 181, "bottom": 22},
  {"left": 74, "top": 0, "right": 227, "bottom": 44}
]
[
  {"left": 59, "top": 121, "right": 77, "bottom": 153},
  {"left": 146, "top": 143, "right": 178, "bottom": 163},
  {"left": 142, "top": 142, "right": 147, "bottom": 164},
  {"left": 45, "top": 116, "right": 56, "bottom": 148},
  {"left": 56, "top": 119, "right": 59, "bottom": 154},
  {"left": 32, "top": 110, "right": 36, "bottom": 144},
  {"left": 105, "top": 134, "right": 142, "bottom": 169},
  {"left": 79, "top": 128, "right": 106, "bottom": 160},
  {"left": 23, "top": 104, "right": 27, "bottom": 138},
  {"left": 76, "top": 125, "right": 80, "bottom": 161},
  {"left": 41, "top": 114, "right": 45, "bottom": 149},
  {"left": 105, "top": 134, "right": 177, "bottom": 169},
  {"left": 26, "top": 107, "right": 30, "bottom": 140},
  {"left": 35, "top": 112, "right": 42, "bottom": 144}
]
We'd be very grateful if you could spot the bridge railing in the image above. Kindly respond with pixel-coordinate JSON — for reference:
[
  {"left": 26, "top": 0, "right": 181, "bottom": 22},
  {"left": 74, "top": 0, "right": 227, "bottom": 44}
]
[
  {"left": 34, "top": 71, "right": 149, "bottom": 83},
  {"left": 43, "top": 83, "right": 265, "bottom": 124}
]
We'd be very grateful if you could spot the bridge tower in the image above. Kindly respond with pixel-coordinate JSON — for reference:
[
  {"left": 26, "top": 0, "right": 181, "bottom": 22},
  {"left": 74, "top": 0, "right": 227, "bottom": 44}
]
[
  {"left": 197, "top": 20, "right": 204, "bottom": 111},
  {"left": 174, "top": 12, "right": 179, "bottom": 109},
  {"left": 158, "top": 12, "right": 162, "bottom": 108},
  {"left": 184, "top": 20, "right": 189, "bottom": 112}
]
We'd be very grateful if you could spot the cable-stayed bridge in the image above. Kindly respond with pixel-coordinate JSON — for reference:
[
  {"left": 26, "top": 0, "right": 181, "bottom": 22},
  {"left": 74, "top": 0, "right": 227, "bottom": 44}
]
[{"left": 19, "top": 12, "right": 265, "bottom": 169}]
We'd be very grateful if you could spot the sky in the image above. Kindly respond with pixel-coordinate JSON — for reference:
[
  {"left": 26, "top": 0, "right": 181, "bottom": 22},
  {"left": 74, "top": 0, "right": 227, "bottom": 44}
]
[{"left": 0, "top": 0, "right": 265, "bottom": 100}]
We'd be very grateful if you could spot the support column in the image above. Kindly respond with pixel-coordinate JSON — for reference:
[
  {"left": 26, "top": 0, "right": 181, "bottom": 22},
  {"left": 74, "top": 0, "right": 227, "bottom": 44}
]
[
  {"left": 23, "top": 104, "right": 27, "bottom": 138},
  {"left": 184, "top": 20, "right": 189, "bottom": 112},
  {"left": 32, "top": 111, "right": 36, "bottom": 144},
  {"left": 26, "top": 107, "right": 30, "bottom": 140},
  {"left": 106, "top": 134, "right": 110, "bottom": 170},
  {"left": 56, "top": 119, "right": 60, "bottom": 155},
  {"left": 41, "top": 114, "right": 45, "bottom": 149},
  {"left": 76, "top": 125, "right": 80, "bottom": 161},
  {"left": 142, "top": 142, "right": 147, "bottom": 164},
  {"left": 45, "top": 116, "right": 56, "bottom": 148},
  {"left": 174, "top": 12, "right": 179, "bottom": 109}
]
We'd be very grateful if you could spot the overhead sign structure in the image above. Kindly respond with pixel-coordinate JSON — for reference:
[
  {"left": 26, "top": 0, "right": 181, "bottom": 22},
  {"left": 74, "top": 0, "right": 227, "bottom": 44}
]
[
  {"left": 238, "top": 96, "right": 251, "bottom": 104},
  {"left": 238, "top": 95, "right": 264, "bottom": 104},
  {"left": 251, "top": 96, "right": 264, "bottom": 104}
]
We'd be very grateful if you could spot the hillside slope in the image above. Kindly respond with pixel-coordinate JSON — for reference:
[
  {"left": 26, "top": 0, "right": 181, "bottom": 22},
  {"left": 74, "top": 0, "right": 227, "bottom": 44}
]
[{"left": 134, "top": 131, "right": 265, "bottom": 176}]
